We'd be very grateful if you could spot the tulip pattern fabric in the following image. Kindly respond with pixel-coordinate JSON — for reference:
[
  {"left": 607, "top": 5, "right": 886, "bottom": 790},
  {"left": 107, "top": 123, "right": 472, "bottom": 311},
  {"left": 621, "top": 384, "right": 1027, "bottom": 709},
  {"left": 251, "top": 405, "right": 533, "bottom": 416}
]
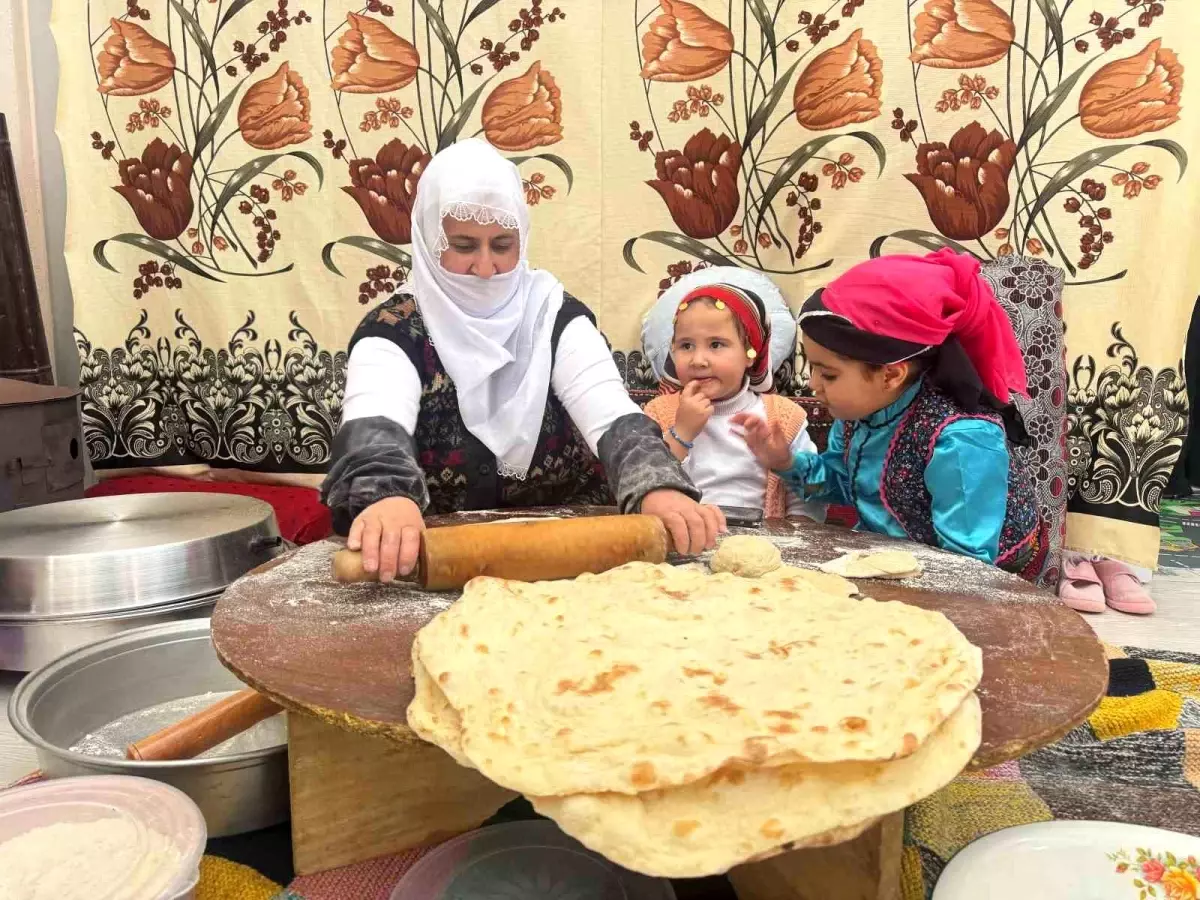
[{"left": 57, "top": 0, "right": 1200, "bottom": 567}]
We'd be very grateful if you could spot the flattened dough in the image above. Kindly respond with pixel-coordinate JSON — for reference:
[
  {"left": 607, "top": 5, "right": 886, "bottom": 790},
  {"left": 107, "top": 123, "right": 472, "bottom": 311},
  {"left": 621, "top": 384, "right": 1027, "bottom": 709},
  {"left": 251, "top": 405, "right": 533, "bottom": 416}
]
[
  {"left": 819, "top": 549, "right": 923, "bottom": 579},
  {"left": 709, "top": 535, "right": 782, "bottom": 577}
]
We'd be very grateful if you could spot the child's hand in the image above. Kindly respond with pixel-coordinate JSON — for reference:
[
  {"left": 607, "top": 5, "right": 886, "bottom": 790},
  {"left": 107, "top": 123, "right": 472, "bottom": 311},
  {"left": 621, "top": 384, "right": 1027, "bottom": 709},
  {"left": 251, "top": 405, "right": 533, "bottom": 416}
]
[
  {"left": 731, "top": 412, "right": 793, "bottom": 471},
  {"left": 674, "top": 380, "right": 714, "bottom": 442}
]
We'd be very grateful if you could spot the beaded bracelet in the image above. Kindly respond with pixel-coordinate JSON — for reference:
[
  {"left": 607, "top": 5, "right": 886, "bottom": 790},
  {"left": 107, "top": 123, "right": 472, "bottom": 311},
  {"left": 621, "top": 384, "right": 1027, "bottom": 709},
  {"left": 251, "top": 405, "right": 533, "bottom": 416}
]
[{"left": 668, "top": 425, "right": 695, "bottom": 450}]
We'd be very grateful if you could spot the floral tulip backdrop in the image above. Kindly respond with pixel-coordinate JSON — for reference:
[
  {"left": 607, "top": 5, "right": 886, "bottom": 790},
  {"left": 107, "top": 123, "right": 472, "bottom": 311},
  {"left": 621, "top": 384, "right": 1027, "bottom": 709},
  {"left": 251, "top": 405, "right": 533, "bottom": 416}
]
[{"left": 56, "top": 0, "right": 1200, "bottom": 565}]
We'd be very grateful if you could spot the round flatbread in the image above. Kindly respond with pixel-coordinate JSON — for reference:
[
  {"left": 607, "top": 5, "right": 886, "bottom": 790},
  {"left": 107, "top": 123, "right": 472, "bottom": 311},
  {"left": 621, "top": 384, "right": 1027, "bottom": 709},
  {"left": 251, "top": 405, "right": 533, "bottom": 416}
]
[
  {"left": 408, "top": 562, "right": 981, "bottom": 796},
  {"left": 531, "top": 694, "right": 980, "bottom": 878}
]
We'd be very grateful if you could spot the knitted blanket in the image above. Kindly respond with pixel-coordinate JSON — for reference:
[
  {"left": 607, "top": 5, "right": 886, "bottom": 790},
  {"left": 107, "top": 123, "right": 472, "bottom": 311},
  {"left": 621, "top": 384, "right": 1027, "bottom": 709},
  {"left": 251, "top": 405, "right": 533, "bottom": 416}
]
[{"left": 902, "top": 644, "right": 1200, "bottom": 899}]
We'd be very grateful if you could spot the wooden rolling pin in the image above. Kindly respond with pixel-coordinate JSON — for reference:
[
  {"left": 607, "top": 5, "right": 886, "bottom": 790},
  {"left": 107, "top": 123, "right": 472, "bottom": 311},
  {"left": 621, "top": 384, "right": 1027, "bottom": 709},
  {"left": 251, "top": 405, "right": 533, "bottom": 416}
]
[
  {"left": 126, "top": 689, "right": 282, "bottom": 761},
  {"left": 332, "top": 514, "right": 669, "bottom": 590}
]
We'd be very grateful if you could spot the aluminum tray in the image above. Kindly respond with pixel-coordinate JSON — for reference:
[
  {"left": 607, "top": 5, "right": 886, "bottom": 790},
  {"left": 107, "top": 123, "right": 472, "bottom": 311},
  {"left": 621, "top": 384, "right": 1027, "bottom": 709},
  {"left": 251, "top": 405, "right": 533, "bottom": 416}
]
[{"left": 0, "top": 493, "right": 283, "bottom": 619}]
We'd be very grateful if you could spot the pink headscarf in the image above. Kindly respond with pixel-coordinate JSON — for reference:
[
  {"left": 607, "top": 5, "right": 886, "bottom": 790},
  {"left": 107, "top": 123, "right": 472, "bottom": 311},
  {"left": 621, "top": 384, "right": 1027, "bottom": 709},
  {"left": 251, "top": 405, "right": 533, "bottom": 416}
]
[{"left": 821, "top": 249, "right": 1028, "bottom": 403}]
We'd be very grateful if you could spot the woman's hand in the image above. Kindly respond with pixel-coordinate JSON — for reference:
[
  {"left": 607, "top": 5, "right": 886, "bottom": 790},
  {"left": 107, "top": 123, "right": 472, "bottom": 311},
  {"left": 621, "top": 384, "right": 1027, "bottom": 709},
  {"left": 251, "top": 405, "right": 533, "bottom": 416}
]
[
  {"left": 674, "top": 380, "right": 714, "bottom": 443},
  {"left": 347, "top": 496, "right": 425, "bottom": 582},
  {"left": 640, "top": 489, "right": 726, "bottom": 555},
  {"left": 731, "top": 412, "right": 793, "bottom": 471}
]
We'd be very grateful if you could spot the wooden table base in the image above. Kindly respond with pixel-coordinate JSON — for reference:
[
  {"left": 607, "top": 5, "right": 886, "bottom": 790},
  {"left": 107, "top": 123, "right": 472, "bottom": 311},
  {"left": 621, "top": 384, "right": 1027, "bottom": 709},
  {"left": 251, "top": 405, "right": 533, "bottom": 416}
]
[
  {"left": 287, "top": 712, "right": 516, "bottom": 875},
  {"left": 730, "top": 813, "right": 904, "bottom": 900},
  {"left": 287, "top": 707, "right": 906, "bottom": 897}
]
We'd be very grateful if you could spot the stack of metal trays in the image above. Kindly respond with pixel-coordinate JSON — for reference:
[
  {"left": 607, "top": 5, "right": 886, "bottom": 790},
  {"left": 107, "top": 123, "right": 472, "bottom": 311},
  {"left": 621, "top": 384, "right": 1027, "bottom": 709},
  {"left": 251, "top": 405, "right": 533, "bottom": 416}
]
[{"left": 0, "top": 493, "right": 285, "bottom": 670}]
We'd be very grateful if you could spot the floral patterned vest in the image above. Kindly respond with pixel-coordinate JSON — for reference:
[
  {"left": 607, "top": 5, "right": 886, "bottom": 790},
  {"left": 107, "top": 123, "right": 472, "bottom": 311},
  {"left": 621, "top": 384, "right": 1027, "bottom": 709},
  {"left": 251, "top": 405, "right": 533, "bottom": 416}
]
[
  {"left": 844, "top": 384, "right": 1047, "bottom": 580},
  {"left": 348, "top": 293, "right": 613, "bottom": 514}
]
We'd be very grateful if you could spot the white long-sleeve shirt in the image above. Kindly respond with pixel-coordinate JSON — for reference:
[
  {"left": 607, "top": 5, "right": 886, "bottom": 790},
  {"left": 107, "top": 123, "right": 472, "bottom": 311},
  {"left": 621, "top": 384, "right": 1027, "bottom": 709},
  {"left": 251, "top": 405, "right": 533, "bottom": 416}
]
[
  {"left": 680, "top": 385, "right": 826, "bottom": 521},
  {"left": 341, "top": 317, "right": 640, "bottom": 454}
]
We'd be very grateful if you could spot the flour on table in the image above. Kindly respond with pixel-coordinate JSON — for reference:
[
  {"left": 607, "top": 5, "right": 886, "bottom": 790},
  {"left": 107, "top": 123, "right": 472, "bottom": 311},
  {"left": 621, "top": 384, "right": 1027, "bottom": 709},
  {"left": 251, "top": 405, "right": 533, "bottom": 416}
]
[
  {"left": 822, "top": 539, "right": 1047, "bottom": 604},
  {"left": 213, "top": 539, "right": 457, "bottom": 676},
  {"left": 0, "top": 818, "right": 183, "bottom": 900}
]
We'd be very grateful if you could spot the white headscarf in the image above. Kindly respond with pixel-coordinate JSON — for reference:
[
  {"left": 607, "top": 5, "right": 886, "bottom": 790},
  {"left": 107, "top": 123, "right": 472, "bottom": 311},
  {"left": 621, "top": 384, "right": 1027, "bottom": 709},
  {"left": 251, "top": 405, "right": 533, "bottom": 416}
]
[
  {"left": 402, "top": 139, "right": 564, "bottom": 479},
  {"left": 641, "top": 266, "right": 798, "bottom": 393}
]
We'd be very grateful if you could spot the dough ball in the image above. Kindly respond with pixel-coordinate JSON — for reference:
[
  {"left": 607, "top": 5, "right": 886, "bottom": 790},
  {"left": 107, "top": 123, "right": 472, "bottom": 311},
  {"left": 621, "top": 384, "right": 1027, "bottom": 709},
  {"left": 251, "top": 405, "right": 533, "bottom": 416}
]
[
  {"left": 709, "top": 535, "right": 782, "bottom": 578},
  {"left": 818, "top": 550, "right": 923, "bottom": 579}
]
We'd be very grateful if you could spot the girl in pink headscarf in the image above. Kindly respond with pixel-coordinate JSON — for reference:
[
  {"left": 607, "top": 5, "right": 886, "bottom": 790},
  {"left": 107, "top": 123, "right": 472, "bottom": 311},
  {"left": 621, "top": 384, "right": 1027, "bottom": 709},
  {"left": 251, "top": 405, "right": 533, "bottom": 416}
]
[{"left": 736, "top": 249, "right": 1047, "bottom": 578}]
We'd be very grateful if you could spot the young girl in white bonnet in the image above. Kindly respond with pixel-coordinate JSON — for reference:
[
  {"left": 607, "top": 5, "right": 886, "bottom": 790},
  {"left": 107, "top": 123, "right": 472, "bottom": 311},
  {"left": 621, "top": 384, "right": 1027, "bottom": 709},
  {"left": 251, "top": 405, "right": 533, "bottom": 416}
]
[{"left": 642, "top": 268, "right": 824, "bottom": 522}]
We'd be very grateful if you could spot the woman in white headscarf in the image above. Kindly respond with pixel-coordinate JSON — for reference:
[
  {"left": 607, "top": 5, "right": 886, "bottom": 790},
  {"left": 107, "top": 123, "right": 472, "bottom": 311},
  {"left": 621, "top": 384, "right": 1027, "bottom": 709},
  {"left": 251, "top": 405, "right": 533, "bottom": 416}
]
[{"left": 322, "top": 140, "right": 723, "bottom": 580}]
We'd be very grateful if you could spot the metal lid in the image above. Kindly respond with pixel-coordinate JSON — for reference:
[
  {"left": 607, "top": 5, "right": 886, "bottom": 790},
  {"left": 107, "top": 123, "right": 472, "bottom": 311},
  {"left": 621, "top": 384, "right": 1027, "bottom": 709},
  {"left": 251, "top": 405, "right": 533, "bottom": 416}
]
[{"left": 0, "top": 493, "right": 283, "bottom": 619}]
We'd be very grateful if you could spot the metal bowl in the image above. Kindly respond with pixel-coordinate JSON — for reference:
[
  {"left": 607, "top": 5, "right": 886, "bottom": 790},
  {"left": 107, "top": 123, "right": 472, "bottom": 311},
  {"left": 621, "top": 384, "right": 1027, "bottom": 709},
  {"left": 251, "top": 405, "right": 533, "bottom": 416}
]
[
  {"left": 0, "top": 593, "right": 218, "bottom": 672},
  {"left": 7, "top": 619, "right": 289, "bottom": 837}
]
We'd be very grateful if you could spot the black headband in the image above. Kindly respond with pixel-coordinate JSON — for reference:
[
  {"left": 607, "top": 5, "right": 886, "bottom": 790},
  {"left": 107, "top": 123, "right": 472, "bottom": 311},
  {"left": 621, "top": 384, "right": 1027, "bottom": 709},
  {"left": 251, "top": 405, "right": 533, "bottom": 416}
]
[{"left": 797, "top": 289, "right": 931, "bottom": 365}]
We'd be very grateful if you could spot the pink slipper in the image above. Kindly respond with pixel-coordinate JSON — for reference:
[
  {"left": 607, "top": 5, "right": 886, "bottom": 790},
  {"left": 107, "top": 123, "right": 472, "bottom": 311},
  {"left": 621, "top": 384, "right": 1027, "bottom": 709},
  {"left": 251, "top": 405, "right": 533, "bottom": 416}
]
[
  {"left": 1093, "top": 558, "right": 1157, "bottom": 615},
  {"left": 1058, "top": 558, "right": 1106, "bottom": 613}
]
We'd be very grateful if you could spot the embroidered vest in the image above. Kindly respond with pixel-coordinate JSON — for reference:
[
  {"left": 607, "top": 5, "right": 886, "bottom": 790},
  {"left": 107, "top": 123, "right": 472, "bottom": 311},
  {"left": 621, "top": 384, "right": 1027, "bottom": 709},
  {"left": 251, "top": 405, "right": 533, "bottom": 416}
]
[
  {"left": 348, "top": 293, "right": 613, "bottom": 514},
  {"left": 644, "top": 391, "right": 806, "bottom": 518},
  {"left": 843, "top": 385, "right": 1046, "bottom": 579}
]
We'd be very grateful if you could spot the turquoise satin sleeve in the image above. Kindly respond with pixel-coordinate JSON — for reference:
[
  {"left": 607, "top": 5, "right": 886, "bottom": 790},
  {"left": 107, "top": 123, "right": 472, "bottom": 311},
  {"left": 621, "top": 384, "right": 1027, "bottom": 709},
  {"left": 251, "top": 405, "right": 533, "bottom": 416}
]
[
  {"left": 777, "top": 422, "right": 853, "bottom": 506},
  {"left": 924, "top": 419, "right": 1010, "bottom": 563}
]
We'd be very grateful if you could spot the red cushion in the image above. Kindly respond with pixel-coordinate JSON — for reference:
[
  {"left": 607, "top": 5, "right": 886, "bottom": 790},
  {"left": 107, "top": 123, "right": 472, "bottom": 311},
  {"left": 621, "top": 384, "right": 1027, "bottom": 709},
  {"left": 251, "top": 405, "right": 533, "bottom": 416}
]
[
  {"left": 85, "top": 476, "right": 333, "bottom": 545},
  {"left": 825, "top": 505, "right": 859, "bottom": 529}
]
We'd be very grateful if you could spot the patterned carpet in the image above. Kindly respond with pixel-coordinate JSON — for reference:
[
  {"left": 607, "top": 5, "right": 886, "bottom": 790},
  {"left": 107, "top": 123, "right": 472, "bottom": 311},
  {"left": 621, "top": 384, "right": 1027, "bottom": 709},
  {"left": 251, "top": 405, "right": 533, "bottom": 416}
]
[
  {"left": 1158, "top": 498, "right": 1200, "bottom": 570},
  {"left": 902, "top": 644, "right": 1200, "bottom": 899}
]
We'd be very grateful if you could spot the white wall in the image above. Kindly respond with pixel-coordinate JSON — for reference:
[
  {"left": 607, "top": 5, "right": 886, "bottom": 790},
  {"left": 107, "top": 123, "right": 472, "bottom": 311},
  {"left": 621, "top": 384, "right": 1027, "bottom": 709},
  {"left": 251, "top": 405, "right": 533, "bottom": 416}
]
[{"left": 0, "top": 0, "right": 77, "bottom": 385}]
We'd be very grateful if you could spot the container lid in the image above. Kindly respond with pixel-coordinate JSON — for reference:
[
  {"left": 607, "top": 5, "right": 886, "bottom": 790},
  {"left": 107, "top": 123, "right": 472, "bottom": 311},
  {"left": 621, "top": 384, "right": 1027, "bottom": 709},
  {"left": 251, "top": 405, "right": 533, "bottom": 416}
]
[
  {"left": 0, "top": 378, "right": 78, "bottom": 407},
  {"left": 0, "top": 774, "right": 206, "bottom": 900},
  {"left": 0, "top": 493, "right": 283, "bottom": 620},
  {"left": 390, "top": 820, "right": 676, "bottom": 900}
]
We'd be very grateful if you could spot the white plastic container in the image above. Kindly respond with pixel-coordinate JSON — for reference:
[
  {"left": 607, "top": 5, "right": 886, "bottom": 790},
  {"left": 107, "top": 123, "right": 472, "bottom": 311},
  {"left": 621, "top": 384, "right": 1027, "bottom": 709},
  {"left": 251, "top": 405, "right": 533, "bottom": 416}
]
[{"left": 0, "top": 775, "right": 207, "bottom": 899}]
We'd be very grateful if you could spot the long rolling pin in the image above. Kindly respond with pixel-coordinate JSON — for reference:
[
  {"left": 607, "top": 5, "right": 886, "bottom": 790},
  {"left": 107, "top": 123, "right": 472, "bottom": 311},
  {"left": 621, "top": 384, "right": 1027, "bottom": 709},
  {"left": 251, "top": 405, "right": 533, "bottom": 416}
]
[
  {"left": 332, "top": 514, "right": 669, "bottom": 590},
  {"left": 126, "top": 689, "right": 282, "bottom": 761}
]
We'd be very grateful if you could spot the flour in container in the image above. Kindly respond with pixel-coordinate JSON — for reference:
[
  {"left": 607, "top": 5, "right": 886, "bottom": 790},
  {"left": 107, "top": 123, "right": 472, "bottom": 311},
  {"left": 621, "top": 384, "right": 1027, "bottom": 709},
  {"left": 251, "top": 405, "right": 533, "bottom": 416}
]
[{"left": 0, "top": 818, "right": 183, "bottom": 900}]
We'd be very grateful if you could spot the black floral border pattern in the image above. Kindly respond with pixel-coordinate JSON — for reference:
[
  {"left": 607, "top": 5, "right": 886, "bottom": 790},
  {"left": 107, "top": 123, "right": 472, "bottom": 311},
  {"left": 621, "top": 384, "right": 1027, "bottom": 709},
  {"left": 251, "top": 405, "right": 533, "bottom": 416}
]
[
  {"left": 1066, "top": 324, "right": 1187, "bottom": 526},
  {"left": 76, "top": 313, "right": 1186, "bottom": 527},
  {"left": 75, "top": 309, "right": 346, "bottom": 473}
]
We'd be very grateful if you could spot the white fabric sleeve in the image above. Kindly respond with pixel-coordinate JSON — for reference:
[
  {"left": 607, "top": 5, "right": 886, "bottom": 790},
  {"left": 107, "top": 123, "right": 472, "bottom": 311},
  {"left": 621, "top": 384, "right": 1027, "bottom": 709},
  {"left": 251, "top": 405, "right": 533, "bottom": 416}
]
[
  {"left": 785, "top": 425, "right": 828, "bottom": 521},
  {"left": 551, "top": 316, "right": 642, "bottom": 455},
  {"left": 342, "top": 337, "right": 422, "bottom": 433}
]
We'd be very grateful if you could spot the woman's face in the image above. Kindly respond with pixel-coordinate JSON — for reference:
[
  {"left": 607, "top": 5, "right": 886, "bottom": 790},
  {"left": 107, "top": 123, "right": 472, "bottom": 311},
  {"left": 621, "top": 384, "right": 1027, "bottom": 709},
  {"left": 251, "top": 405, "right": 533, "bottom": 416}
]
[{"left": 439, "top": 216, "right": 520, "bottom": 277}]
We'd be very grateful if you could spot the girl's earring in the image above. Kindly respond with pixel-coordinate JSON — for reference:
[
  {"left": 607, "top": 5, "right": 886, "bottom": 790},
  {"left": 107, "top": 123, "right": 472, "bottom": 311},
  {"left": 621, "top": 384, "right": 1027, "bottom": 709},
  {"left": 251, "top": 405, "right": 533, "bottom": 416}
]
[{"left": 746, "top": 348, "right": 757, "bottom": 360}]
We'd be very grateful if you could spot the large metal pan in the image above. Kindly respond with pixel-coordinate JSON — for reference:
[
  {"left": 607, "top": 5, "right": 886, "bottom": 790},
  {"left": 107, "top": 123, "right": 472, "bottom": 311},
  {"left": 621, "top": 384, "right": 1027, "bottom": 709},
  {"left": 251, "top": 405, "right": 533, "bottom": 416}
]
[
  {"left": 0, "top": 493, "right": 283, "bottom": 618},
  {"left": 7, "top": 618, "right": 289, "bottom": 837}
]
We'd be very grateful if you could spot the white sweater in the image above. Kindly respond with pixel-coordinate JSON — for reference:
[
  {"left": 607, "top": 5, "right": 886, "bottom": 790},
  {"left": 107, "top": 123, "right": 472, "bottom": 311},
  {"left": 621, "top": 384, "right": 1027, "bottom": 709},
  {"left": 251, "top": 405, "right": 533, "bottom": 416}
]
[{"left": 680, "top": 385, "right": 825, "bottom": 521}]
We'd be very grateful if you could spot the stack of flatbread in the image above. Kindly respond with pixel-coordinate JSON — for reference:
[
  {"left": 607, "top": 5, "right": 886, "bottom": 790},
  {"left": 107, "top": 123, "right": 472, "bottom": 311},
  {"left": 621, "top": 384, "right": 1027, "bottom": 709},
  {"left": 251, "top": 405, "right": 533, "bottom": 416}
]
[{"left": 407, "top": 562, "right": 982, "bottom": 878}]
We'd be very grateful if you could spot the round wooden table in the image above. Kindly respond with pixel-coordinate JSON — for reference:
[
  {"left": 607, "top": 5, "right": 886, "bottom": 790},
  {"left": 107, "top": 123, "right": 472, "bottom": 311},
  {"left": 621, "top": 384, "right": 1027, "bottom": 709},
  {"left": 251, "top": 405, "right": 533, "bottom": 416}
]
[{"left": 212, "top": 509, "right": 1108, "bottom": 893}]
